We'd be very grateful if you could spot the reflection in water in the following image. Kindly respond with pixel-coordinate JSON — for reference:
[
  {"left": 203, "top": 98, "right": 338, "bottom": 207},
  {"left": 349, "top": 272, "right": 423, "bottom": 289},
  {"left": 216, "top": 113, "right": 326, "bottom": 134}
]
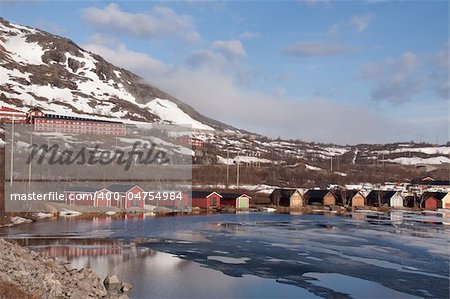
[
  {"left": 303, "top": 272, "right": 421, "bottom": 299},
  {"left": 0, "top": 212, "right": 449, "bottom": 299},
  {"left": 21, "top": 238, "right": 124, "bottom": 258},
  {"left": 70, "top": 248, "right": 320, "bottom": 299}
]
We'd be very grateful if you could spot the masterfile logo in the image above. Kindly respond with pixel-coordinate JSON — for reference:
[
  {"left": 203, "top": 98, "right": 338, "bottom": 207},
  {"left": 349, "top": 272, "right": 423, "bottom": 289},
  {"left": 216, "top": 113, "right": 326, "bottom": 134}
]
[
  {"left": 26, "top": 141, "right": 171, "bottom": 171},
  {"left": 4, "top": 123, "right": 192, "bottom": 212}
]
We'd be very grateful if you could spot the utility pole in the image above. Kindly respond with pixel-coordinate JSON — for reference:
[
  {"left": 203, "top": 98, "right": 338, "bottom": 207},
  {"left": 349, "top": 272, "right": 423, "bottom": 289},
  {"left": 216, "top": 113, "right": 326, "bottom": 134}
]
[
  {"left": 330, "top": 156, "right": 333, "bottom": 172},
  {"left": 28, "top": 130, "right": 33, "bottom": 189},
  {"left": 236, "top": 150, "right": 240, "bottom": 188},
  {"left": 10, "top": 118, "right": 14, "bottom": 186},
  {"left": 258, "top": 152, "right": 261, "bottom": 168},
  {"left": 226, "top": 148, "right": 229, "bottom": 187}
]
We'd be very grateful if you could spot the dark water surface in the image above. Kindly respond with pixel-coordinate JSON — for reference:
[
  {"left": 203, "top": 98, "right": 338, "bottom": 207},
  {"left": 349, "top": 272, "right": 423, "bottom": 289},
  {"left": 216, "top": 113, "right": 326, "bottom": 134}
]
[{"left": 1, "top": 211, "right": 449, "bottom": 299}]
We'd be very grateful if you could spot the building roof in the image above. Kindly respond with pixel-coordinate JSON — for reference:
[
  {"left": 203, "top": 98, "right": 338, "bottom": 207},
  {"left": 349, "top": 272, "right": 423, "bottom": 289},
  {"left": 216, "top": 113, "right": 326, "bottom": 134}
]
[
  {"left": 106, "top": 184, "right": 140, "bottom": 192},
  {"left": 269, "top": 188, "right": 302, "bottom": 200},
  {"left": 411, "top": 177, "right": 450, "bottom": 186},
  {"left": 220, "top": 193, "right": 251, "bottom": 200},
  {"left": 422, "top": 191, "right": 448, "bottom": 200},
  {"left": 35, "top": 113, "right": 124, "bottom": 124},
  {"left": 304, "top": 189, "right": 334, "bottom": 200},
  {"left": 366, "top": 190, "right": 400, "bottom": 201},
  {"left": 191, "top": 191, "right": 222, "bottom": 198},
  {"left": 65, "top": 186, "right": 99, "bottom": 193},
  {"left": 342, "top": 189, "right": 365, "bottom": 200},
  {"left": 0, "top": 106, "right": 25, "bottom": 113}
]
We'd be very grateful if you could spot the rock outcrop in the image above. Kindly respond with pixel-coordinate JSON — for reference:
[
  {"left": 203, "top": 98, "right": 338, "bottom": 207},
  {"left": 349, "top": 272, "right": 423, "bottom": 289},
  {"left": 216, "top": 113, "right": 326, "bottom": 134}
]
[{"left": 0, "top": 238, "right": 131, "bottom": 299}]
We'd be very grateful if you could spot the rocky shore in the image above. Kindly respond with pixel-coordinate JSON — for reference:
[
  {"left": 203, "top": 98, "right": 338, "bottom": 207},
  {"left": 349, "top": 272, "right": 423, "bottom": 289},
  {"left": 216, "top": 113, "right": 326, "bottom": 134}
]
[{"left": 0, "top": 239, "right": 131, "bottom": 299}]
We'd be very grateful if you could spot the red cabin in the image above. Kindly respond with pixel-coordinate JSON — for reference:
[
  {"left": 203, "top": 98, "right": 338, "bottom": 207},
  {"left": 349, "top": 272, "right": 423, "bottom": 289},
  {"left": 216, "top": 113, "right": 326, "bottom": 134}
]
[
  {"left": 152, "top": 191, "right": 190, "bottom": 211},
  {"left": 96, "top": 188, "right": 112, "bottom": 207},
  {"left": 106, "top": 184, "right": 145, "bottom": 209},
  {"left": 220, "top": 193, "right": 251, "bottom": 209},
  {"left": 191, "top": 191, "right": 221, "bottom": 209},
  {"left": 421, "top": 192, "right": 446, "bottom": 210}
]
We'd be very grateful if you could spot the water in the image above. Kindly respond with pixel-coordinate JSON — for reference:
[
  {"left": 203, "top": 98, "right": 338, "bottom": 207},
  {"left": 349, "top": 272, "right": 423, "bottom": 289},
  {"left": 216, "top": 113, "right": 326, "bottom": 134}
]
[{"left": 1, "top": 212, "right": 449, "bottom": 299}]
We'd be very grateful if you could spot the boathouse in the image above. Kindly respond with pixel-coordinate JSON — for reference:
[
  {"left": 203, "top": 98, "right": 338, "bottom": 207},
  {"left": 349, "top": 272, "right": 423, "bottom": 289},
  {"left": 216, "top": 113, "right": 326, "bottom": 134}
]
[
  {"left": 269, "top": 188, "right": 304, "bottom": 209},
  {"left": 366, "top": 190, "right": 404, "bottom": 207},
  {"left": 304, "top": 190, "right": 336, "bottom": 206},
  {"left": 220, "top": 193, "right": 251, "bottom": 209},
  {"left": 421, "top": 192, "right": 447, "bottom": 210},
  {"left": 106, "top": 184, "right": 145, "bottom": 209},
  {"left": 191, "top": 191, "right": 222, "bottom": 209}
]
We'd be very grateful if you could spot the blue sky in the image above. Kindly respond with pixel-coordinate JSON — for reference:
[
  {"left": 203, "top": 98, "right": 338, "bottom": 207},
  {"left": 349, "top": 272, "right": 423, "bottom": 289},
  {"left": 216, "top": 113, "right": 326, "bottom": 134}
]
[{"left": 0, "top": 0, "right": 448, "bottom": 144}]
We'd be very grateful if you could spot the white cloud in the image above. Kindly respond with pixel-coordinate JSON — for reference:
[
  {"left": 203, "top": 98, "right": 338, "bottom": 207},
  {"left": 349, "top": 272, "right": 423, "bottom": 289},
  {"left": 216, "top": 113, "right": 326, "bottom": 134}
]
[
  {"left": 428, "top": 45, "right": 450, "bottom": 99},
  {"left": 301, "top": 0, "right": 332, "bottom": 7},
  {"left": 327, "top": 24, "right": 338, "bottom": 37},
  {"left": 273, "top": 87, "right": 287, "bottom": 97},
  {"left": 360, "top": 49, "right": 448, "bottom": 103},
  {"left": 186, "top": 49, "right": 227, "bottom": 69},
  {"left": 82, "top": 3, "right": 201, "bottom": 43},
  {"left": 211, "top": 39, "right": 247, "bottom": 60},
  {"left": 186, "top": 41, "right": 248, "bottom": 70},
  {"left": 350, "top": 14, "right": 374, "bottom": 32},
  {"left": 82, "top": 40, "right": 437, "bottom": 144},
  {"left": 283, "top": 41, "right": 360, "bottom": 57},
  {"left": 85, "top": 33, "right": 119, "bottom": 46},
  {"left": 84, "top": 43, "right": 166, "bottom": 75},
  {"left": 238, "top": 31, "right": 260, "bottom": 40}
]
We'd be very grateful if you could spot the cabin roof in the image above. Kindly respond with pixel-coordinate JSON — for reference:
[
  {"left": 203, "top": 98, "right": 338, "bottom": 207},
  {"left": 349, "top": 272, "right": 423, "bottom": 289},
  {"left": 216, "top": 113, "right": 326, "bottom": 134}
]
[
  {"left": 366, "top": 190, "right": 400, "bottom": 200},
  {"left": 220, "top": 193, "right": 252, "bottom": 200},
  {"left": 65, "top": 186, "right": 99, "bottom": 193},
  {"left": 191, "top": 191, "right": 222, "bottom": 198},
  {"left": 269, "top": 188, "right": 302, "bottom": 200},
  {"left": 106, "top": 184, "right": 139, "bottom": 192},
  {"left": 422, "top": 191, "right": 447, "bottom": 200},
  {"left": 304, "top": 189, "right": 334, "bottom": 200}
]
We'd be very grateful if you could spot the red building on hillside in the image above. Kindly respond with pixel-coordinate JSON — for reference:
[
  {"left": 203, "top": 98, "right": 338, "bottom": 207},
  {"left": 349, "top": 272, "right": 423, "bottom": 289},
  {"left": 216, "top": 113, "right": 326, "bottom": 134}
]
[
  {"left": 192, "top": 138, "right": 204, "bottom": 147},
  {"left": 0, "top": 106, "right": 27, "bottom": 123},
  {"left": 0, "top": 106, "right": 126, "bottom": 136},
  {"left": 29, "top": 110, "right": 126, "bottom": 136}
]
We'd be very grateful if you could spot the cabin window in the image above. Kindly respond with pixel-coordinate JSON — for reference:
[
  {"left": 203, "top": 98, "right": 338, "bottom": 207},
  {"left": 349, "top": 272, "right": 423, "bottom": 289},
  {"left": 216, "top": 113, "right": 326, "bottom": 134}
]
[{"left": 210, "top": 197, "right": 218, "bottom": 206}]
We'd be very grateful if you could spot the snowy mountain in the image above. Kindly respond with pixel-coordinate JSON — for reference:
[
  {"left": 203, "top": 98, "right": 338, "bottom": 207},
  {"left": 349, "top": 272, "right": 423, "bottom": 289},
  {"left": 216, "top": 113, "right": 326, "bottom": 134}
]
[{"left": 0, "top": 17, "right": 235, "bottom": 131}]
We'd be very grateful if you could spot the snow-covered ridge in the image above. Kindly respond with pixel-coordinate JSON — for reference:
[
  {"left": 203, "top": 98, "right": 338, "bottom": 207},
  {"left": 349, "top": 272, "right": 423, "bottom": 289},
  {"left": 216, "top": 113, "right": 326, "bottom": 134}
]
[
  {"left": 387, "top": 156, "right": 450, "bottom": 165},
  {"left": 0, "top": 17, "right": 216, "bottom": 131},
  {"left": 376, "top": 146, "right": 450, "bottom": 155}
]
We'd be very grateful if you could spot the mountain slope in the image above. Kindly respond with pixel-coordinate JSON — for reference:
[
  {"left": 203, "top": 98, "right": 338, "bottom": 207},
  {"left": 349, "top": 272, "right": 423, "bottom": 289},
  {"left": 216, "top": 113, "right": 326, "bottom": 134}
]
[
  {"left": 0, "top": 17, "right": 238, "bottom": 131},
  {"left": 0, "top": 17, "right": 448, "bottom": 184}
]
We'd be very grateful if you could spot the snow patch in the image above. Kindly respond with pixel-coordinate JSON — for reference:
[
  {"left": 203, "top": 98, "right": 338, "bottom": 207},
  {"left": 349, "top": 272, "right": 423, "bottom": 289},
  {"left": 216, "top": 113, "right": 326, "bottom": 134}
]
[
  {"left": 145, "top": 99, "right": 213, "bottom": 131},
  {"left": 305, "top": 164, "right": 322, "bottom": 171},
  {"left": 216, "top": 154, "right": 271, "bottom": 165},
  {"left": 3, "top": 35, "right": 45, "bottom": 65},
  {"left": 388, "top": 156, "right": 450, "bottom": 165}
]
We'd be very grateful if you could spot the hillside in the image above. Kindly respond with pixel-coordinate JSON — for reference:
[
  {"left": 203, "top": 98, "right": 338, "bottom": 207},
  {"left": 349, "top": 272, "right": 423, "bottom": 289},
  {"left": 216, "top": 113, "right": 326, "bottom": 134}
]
[
  {"left": 0, "top": 17, "right": 448, "bottom": 189},
  {"left": 0, "top": 17, "right": 238, "bottom": 132}
]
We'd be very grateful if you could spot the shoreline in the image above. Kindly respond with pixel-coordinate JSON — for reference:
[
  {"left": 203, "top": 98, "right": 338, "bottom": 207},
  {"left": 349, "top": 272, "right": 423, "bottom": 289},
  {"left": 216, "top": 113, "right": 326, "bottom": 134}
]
[{"left": 0, "top": 238, "right": 132, "bottom": 299}]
